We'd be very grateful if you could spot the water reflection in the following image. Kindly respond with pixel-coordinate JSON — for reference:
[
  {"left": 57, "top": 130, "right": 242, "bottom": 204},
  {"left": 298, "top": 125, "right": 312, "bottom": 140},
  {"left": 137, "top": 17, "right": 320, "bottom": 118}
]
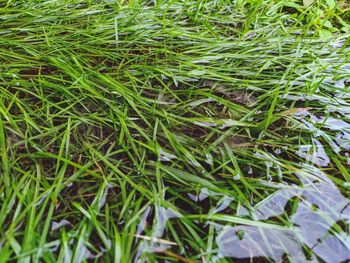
[
  {"left": 296, "top": 139, "right": 330, "bottom": 167},
  {"left": 216, "top": 167, "right": 350, "bottom": 262},
  {"left": 135, "top": 206, "right": 180, "bottom": 261},
  {"left": 133, "top": 166, "right": 350, "bottom": 262},
  {"left": 291, "top": 109, "right": 350, "bottom": 153},
  {"left": 215, "top": 224, "right": 309, "bottom": 262}
]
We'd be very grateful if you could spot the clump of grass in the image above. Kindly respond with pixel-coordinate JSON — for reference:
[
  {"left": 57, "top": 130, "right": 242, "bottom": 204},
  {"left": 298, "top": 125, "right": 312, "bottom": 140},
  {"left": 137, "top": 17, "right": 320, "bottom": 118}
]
[{"left": 0, "top": 0, "right": 350, "bottom": 262}]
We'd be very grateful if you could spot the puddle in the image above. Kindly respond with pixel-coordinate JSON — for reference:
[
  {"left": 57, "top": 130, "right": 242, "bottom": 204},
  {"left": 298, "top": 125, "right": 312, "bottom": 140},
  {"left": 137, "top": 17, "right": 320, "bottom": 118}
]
[
  {"left": 329, "top": 106, "right": 350, "bottom": 117},
  {"left": 335, "top": 131, "right": 350, "bottom": 150},
  {"left": 281, "top": 94, "right": 341, "bottom": 105},
  {"left": 295, "top": 139, "right": 330, "bottom": 167},
  {"left": 51, "top": 219, "right": 71, "bottom": 231},
  {"left": 135, "top": 205, "right": 180, "bottom": 261},
  {"left": 134, "top": 189, "right": 237, "bottom": 261},
  {"left": 211, "top": 196, "right": 235, "bottom": 215},
  {"left": 188, "top": 189, "right": 209, "bottom": 202},
  {"left": 187, "top": 187, "right": 235, "bottom": 206},
  {"left": 291, "top": 109, "right": 350, "bottom": 153},
  {"left": 310, "top": 116, "right": 350, "bottom": 131},
  {"left": 215, "top": 224, "right": 309, "bottom": 262},
  {"left": 215, "top": 165, "right": 350, "bottom": 262}
]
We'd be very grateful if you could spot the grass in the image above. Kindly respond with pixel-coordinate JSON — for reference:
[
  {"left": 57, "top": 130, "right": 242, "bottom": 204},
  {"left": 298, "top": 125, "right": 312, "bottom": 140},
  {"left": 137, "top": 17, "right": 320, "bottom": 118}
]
[{"left": 0, "top": 0, "right": 350, "bottom": 262}]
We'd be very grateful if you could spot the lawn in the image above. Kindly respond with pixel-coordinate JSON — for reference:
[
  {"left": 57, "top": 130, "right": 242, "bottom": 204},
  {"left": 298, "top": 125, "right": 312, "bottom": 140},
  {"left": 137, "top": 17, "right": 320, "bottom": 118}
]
[{"left": 0, "top": 0, "right": 350, "bottom": 262}]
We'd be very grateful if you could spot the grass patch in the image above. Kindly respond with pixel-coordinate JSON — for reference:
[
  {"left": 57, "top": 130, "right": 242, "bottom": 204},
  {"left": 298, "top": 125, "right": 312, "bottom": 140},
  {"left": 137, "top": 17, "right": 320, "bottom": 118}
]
[{"left": 0, "top": 0, "right": 350, "bottom": 262}]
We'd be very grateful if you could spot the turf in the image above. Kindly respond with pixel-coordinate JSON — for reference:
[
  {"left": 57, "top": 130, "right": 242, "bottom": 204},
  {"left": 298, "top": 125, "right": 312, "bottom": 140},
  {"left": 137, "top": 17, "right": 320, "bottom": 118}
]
[{"left": 0, "top": 0, "right": 350, "bottom": 262}]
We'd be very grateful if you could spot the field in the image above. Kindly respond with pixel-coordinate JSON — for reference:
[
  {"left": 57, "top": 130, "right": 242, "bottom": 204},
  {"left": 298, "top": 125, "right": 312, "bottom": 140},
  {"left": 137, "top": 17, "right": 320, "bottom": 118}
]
[{"left": 0, "top": 0, "right": 350, "bottom": 262}]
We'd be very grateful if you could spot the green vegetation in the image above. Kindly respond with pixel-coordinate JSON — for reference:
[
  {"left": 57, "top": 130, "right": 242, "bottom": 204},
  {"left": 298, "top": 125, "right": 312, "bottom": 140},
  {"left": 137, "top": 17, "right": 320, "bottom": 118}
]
[{"left": 0, "top": 0, "right": 350, "bottom": 262}]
